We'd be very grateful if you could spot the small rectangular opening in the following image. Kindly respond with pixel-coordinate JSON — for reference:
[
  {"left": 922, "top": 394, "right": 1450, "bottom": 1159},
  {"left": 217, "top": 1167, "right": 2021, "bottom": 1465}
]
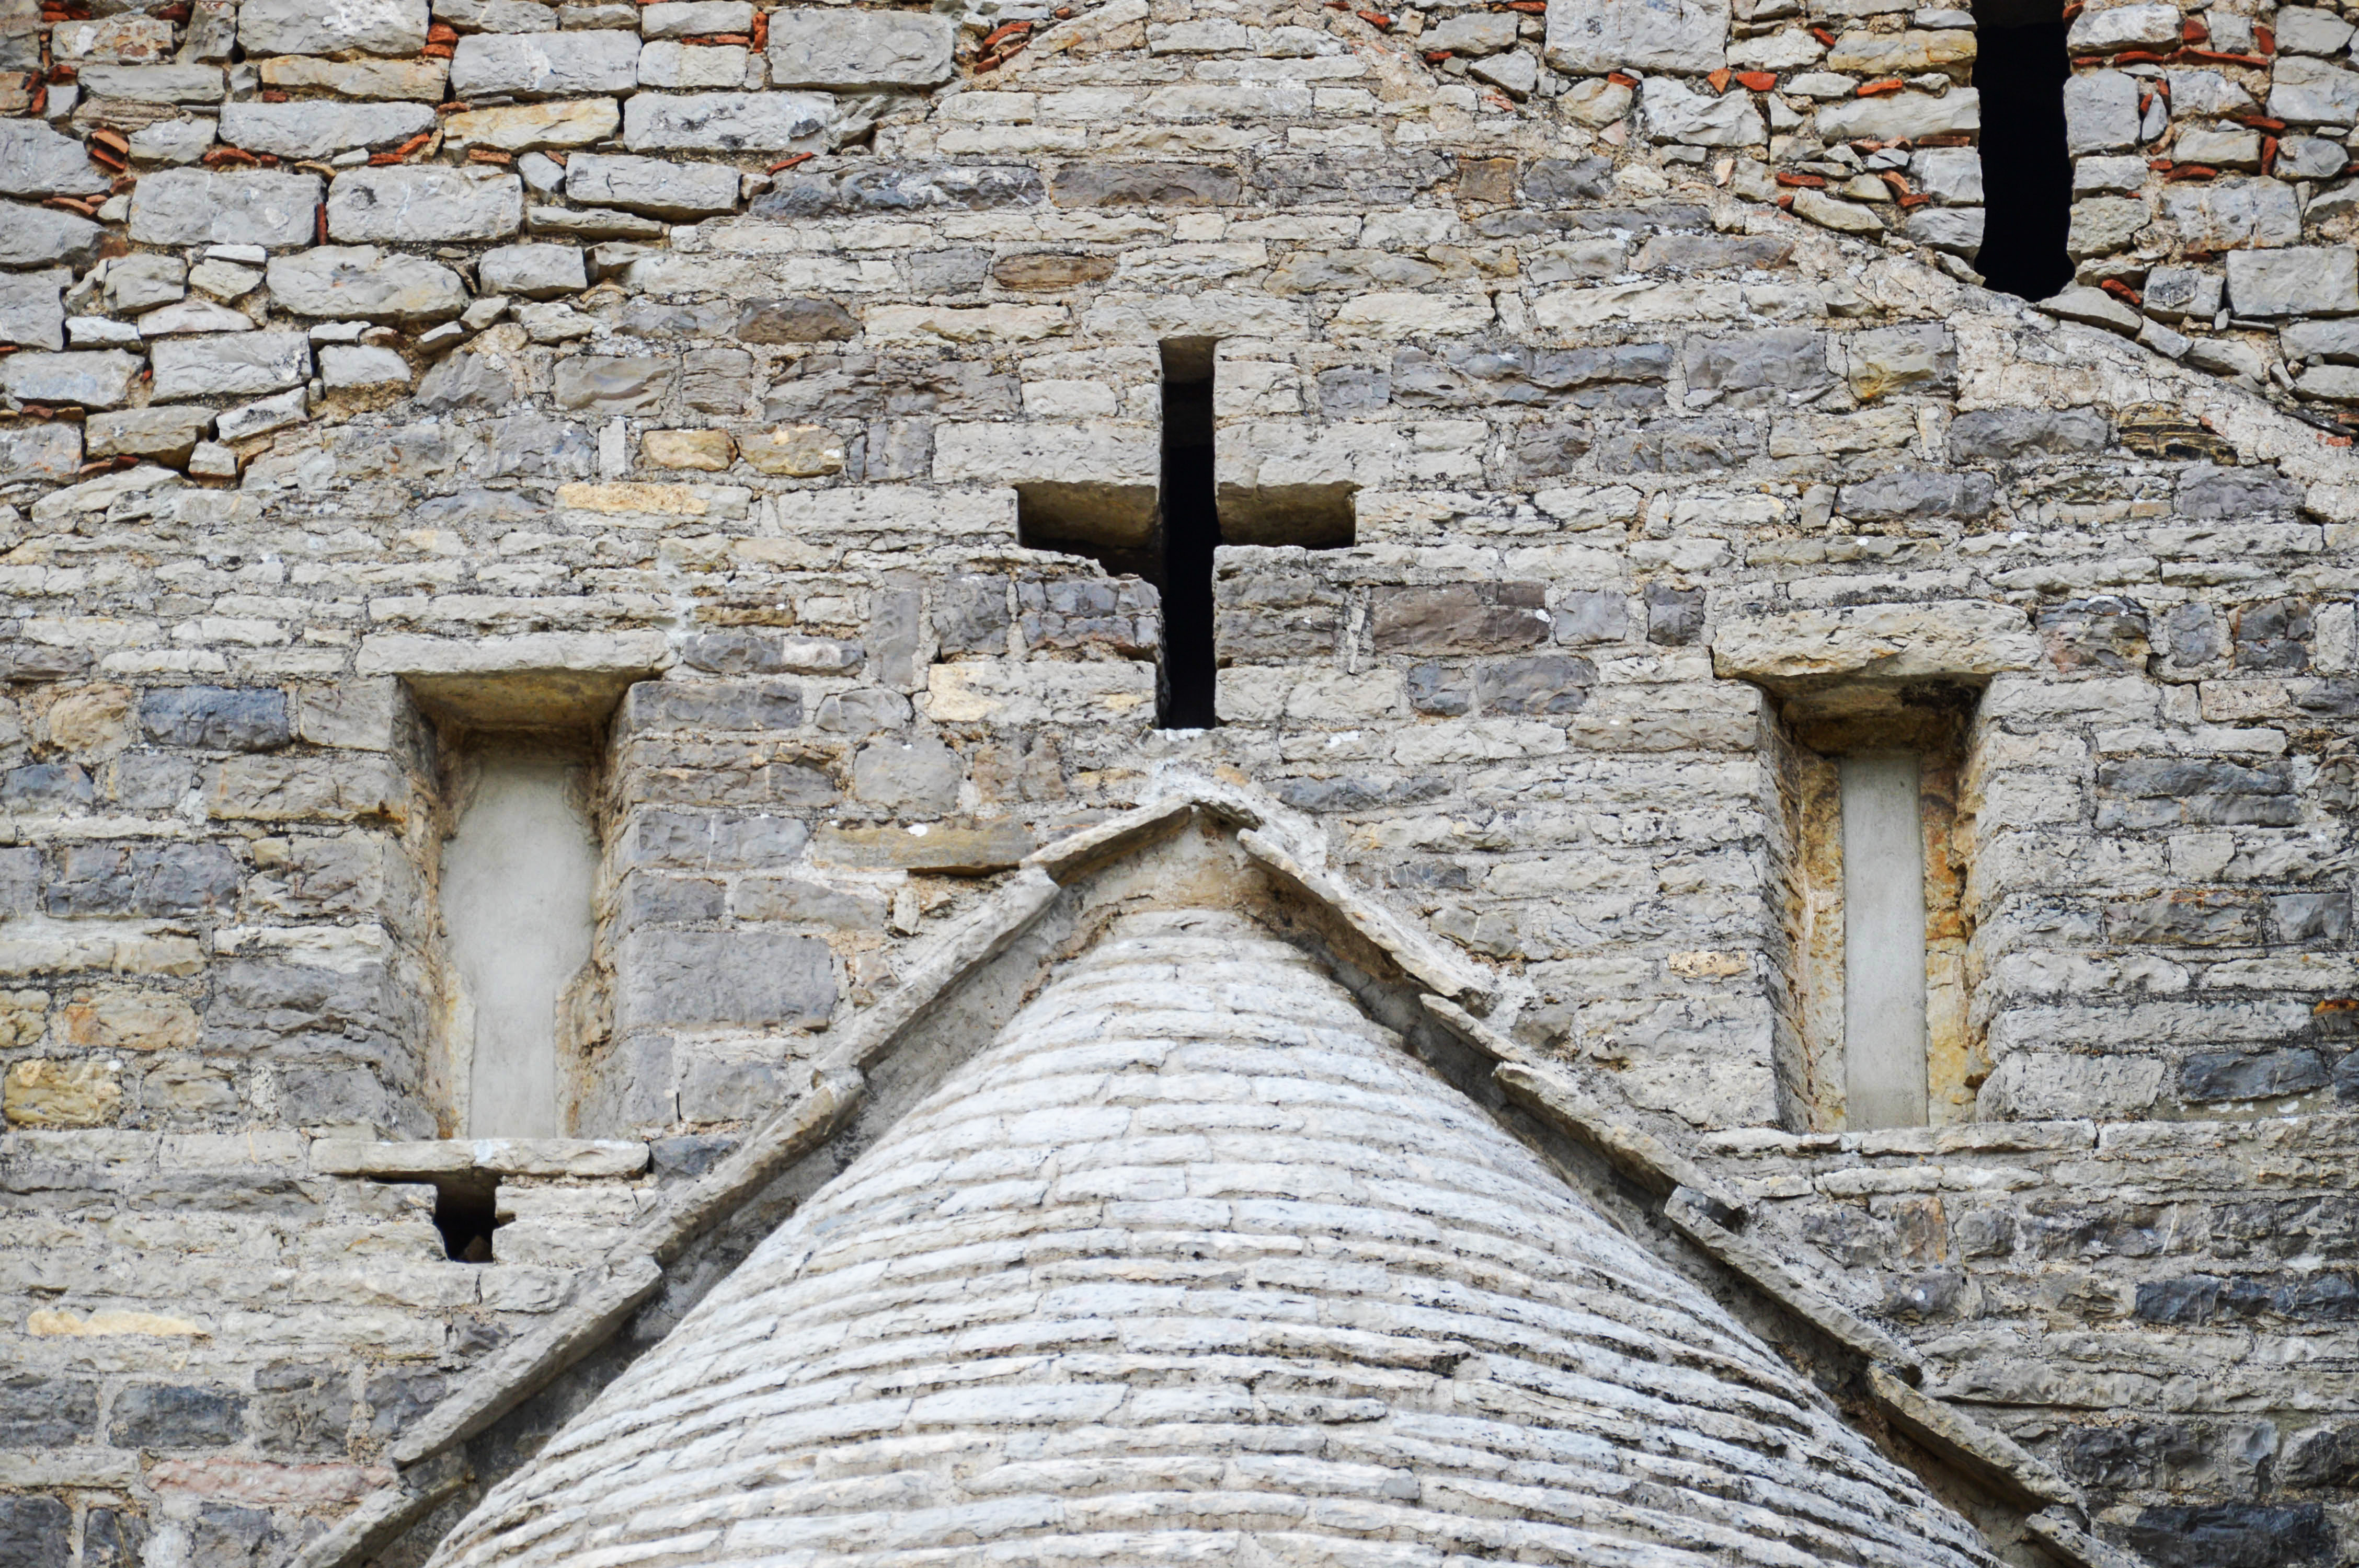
[
  {"left": 1160, "top": 338, "right": 1219, "bottom": 730},
  {"left": 437, "top": 734, "right": 600, "bottom": 1139},
  {"left": 1973, "top": 0, "right": 2070, "bottom": 301},
  {"left": 1773, "top": 686, "right": 1979, "bottom": 1131}
]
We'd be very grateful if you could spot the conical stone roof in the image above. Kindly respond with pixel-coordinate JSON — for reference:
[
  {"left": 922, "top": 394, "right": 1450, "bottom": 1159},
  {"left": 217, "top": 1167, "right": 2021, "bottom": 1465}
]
[{"left": 431, "top": 907, "right": 2003, "bottom": 1568}]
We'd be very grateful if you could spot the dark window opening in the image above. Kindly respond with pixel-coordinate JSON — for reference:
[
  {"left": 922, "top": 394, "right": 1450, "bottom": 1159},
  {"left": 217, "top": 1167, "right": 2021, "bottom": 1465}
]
[
  {"left": 1160, "top": 338, "right": 1219, "bottom": 730},
  {"left": 1973, "top": 2, "right": 2072, "bottom": 302},
  {"left": 432, "top": 1175, "right": 505, "bottom": 1263}
]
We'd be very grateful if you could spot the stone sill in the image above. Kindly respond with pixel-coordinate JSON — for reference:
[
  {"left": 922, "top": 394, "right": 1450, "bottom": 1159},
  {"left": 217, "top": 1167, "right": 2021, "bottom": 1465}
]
[{"left": 310, "top": 1137, "right": 650, "bottom": 1180}]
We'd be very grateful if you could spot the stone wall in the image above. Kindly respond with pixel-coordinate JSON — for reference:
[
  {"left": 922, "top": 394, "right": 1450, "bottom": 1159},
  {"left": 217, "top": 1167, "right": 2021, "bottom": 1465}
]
[{"left": 2, "top": 0, "right": 2359, "bottom": 1562}]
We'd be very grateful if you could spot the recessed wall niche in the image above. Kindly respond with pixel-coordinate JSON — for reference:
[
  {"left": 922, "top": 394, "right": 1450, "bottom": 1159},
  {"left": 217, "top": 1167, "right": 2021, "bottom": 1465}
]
[{"left": 1767, "top": 684, "right": 1983, "bottom": 1132}]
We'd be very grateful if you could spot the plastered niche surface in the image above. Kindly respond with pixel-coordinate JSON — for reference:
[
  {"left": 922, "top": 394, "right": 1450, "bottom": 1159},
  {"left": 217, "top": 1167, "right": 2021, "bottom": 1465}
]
[{"left": 438, "top": 747, "right": 598, "bottom": 1139}]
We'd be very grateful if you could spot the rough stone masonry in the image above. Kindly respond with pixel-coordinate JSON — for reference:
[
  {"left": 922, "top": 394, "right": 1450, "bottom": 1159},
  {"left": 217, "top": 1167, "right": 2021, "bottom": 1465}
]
[{"left": 3, "top": 0, "right": 2359, "bottom": 1560}]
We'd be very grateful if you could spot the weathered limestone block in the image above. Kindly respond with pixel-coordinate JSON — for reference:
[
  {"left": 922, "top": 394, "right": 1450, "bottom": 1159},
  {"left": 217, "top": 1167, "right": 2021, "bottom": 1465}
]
[
  {"left": 237, "top": 0, "right": 429, "bottom": 56},
  {"left": 2271, "top": 54, "right": 2359, "bottom": 125},
  {"left": 615, "top": 928, "right": 834, "bottom": 1030},
  {"left": 1543, "top": 0, "right": 1727, "bottom": 74},
  {"left": 741, "top": 425, "right": 844, "bottom": 475},
  {"left": 266, "top": 246, "right": 469, "bottom": 322},
  {"left": 2063, "top": 70, "right": 2140, "bottom": 154},
  {"left": 85, "top": 406, "right": 215, "bottom": 464},
  {"left": 0, "top": 351, "right": 137, "bottom": 409},
  {"left": 149, "top": 332, "right": 313, "bottom": 399},
  {"left": 622, "top": 90, "right": 835, "bottom": 152},
  {"left": 127, "top": 170, "right": 324, "bottom": 249},
  {"left": 1815, "top": 88, "right": 1979, "bottom": 144},
  {"left": 478, "top": 243, "right": 587, "bottom": 299},
  {"left": 217, "top": 101, "right": 437, "bottom": 159},
  {"left": 565, "top": 153, "right": 740, "bottom": 217},
  {"left": 0, "top": 423, "right": 82, "bottom": 482},
  {"left": 1826, "top": 28, "right": 1975, "bottom": 72},
  {"left": 2227, "top": 246, "right": 2359, "bottom": 317},
  {"left": 258, "top": 53, "right": 450, "bottom": 99},
  {"left": 1642, "top": 76, "right": 1764, "bottom": 145},
  {"left": 321, "top": 344, "right": 411, "bottom": 388},
  {"left": 637, "top": 41, "right": 750, "bottom": 89},
  {"left": 764, "top": 8, "right": 955, "bottom": 88},
  {"left": 0, "top": 268, "right": 66, "bottom": 351},
  {"left": 328, "top": 167, "right": 523, "bottom": 243},
  {"left": 641, "top": 1, "right": 753, "bottom": 37},
  {"left": 73, "top": 63, "right": 223, "bottom": 101},
  {"left": 0, "top": 122, "right": 106, "bottom": 200},
  {"left": 0, "top": 203, "right": 99, "bottom": 269},
  {"left": 449, "top": 30, "right": 638, "bottom": 98},
  {"left": 2161, "top": 178, "right": 2301, "bottom": 251},
  {"left": 1712, "top": 601, "right": 2039, "bottom": 685}
]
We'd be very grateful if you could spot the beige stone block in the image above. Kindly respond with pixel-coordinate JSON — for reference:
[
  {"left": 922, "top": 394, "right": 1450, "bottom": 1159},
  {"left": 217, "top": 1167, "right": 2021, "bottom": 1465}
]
[
  {"left": 27, "top": 1306, "right": 206, "bottom": 1336},
  {"left": 441, "top": 97, "right": 621, "bottom": 152},
  {"left": 42, "top": 683, "right": 134, "bottom": 759},
  {"left": 741, "top": 424, "right": 846, "bottom": 476},
  {"left": 5, "top": 1058, "right": 123, "bottom": 1127},
  {"left": 554, "top": 481, "right": 735, "bottom": 516},
  {"left": 357, "top": 630, "right": 672, "bottom": 727},
  {"left": 643, "top": 428, "right": 736, "bottom": 471},
  {"left": 61, "top": 987, "right": 200, "bottom": 1051},
  {"left": 1712, "top": 602, "right": 2039, "bottom": 687},
  {"left": 0, "top": 989, "right": 48, "bottom": 1047}
]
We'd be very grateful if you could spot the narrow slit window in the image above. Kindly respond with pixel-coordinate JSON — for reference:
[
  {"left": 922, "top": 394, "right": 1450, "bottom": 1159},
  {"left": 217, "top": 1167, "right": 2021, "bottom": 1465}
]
[
  {"left": 1973, "top": 0, "right": 2072, "bottom": 302},
  {"left": 1839, "top": 754, "right": 1931, "bottom": 1129},
  {"left": 1160, "top": 340, "right": 1219, "bottom": 730}
]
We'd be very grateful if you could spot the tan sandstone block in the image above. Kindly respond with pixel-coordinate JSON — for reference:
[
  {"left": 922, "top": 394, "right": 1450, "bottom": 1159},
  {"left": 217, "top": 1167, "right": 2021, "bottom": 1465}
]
[
  {"left": 441, "top": 97, "right": 620, "bottom": 151},
  {"left": 643, "top": 429, "right": 736, "bottom": 471},
  {"left": 43, "top": 683, "right": 135, "bottom": 759},
  {"left": 742, "top": 424, "right": 846, "bottom": 476},
  {"left": 28, "top": 1307, "right": 206, "bottom": 1336},
  {"left": 5, "top": 1058, "right": 123, "bottom": 1127},
  {"left": 0, "top": 990, "right": 48, "bottom": 1047},
  {"left": 62, "top": 987, "right": 201, "bottom": 1051}
]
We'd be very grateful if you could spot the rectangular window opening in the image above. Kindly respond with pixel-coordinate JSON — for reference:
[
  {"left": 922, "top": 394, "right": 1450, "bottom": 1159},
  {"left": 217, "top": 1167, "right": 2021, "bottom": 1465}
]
[
  {"left": 1160, "top": 338, "right": 1220, "bottom": 730},
  {"left": 1777, "top": 687, "right": 1979, "bottom": 1131},
  {"left": 436, "top": 731, "right": 602, "bottom": 1139},
  {"left": 1972, "top": 0, "right": 2071, "bottom": 301}
]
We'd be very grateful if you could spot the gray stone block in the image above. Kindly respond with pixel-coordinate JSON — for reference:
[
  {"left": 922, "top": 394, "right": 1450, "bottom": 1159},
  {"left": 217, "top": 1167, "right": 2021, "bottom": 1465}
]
[
  {"left": 0, "top": 120, "right": 107, "bottom": 199},
  {"left": 87, "top": 406, "right": 216, "bottom": 464},
  {"left": 2226, "top": 245, "right": 2359, "bottom": 317},
  {"left": 142, "top": 687, "right": 292, "bottom": 750},
  {"left": 0, "top": 268, "right": 67, "bottom": 351},
  {"left": 2063, "top": 70, "right": 2139, "bottom": 154},
  {"left": 1048, "top": 160, "right": 1243, "bottom": 207},
  {"left": 128, "top": 170, "right": 324, "bottom": 249},
  {"left": 266, "top": 246, "right": 469, "bottom": 322},
  {"left": 1475, "top": 653, "right": 1596, "bottom": 714},
  {"left": 1372, "top": 582, "right": 1550, "bottom": 653},
  {"left": 1644, "top": 583, "right": 1705, "bottom": 645},
  {"left": 751, "top": 163, "right": 1043, "bottom": 219},
  {"left": 0, "top": 201, "right": 99, "bottom": 269},
  {"left": 1837, "top": 469, "right": 1997, "bottom": 521},
  {"left": 0, "top": 1498, "right": 68, "bottom": 1568},
  {"left": 151, "top": 333, "right": 313, "bottom": 400},
  {"left": 622, "top": 90, "right": 834, "bottom": 153},
  {"left": 1947, "top": 408, "right": 2110, "bottom": 460},
  {"left": 765, "top": 8, "right": 954, "bottom": 88},
  {"left": 218, "top": 101, "right": 437, "bottom": 160},
  {"left": 736, "top": 296, "right": 858, "bottom": 343},
  {"left": 108, "top": 1383, "right": 248, "bottom": 1448},
  {"left": 1681, "top": 329, "right": 1830, "bottom": 405},
  {"left": 478, "top": 242, "right": 587, "bottom": 298},
  {"left": 0, "top": 349, "right": 136, "bottom": 409},
  {"left": 450, "top": 29, "right": 639, "bottom": 96},
  {"left": 238, "top": 0, "right": 427, "bottom": 55},
  {"left": 1596, "top": 414, "right": 1758, "bottom": 474},
  {"left": 1543, "top": 0, "right": 1727, "bottom": 74},
  {"left": 553, "top": 353, "right": 675, "bottom": 411},
  {"left": 617, "top": 928, "right": 835, "bottom": 1030},
  {"left": 0, "top": 1374, "right": 98, "bottom": 1446},
  {"left": 566, "top": 152, "right": 740, "bottom": 217},
  {"left": 328, "top": 166, "right": 523, "bottom": 242}
]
